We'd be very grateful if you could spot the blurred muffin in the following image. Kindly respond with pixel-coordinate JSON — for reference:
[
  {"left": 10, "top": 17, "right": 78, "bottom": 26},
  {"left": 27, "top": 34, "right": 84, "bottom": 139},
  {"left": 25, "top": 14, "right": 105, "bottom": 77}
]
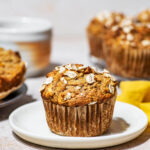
[
  {"left": 87, "top": 11, "right": 125, "bottom": 61},
  {"left": 103, "top": 17, "right": 150, "bottom": 78},
  {"left": 137, "top": 9, "right": 150, "bottom": 23},
  {"left": 41, "top": 64, "right": 117, "bottom": 137},
  {"left": 0, "top": 48, "right": 26, "bottom": 99}
]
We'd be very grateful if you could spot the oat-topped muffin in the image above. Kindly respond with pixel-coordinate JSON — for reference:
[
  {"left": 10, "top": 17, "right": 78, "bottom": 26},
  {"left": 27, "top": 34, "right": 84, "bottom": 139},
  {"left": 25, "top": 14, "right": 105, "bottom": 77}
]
[
  {"left": 87, "top": 11, "right": 125, "bottom": 61},
  {"left": 41, "top": 64, "right": 117, "bottom": 137},
  {"left": 137, "top": 9, "right": 150, "bottom": 23},
  {"left": 103, "top": 17, "right": 150, "bottom": 78},
  {"left": 0, "top": 48, "right": 26, "bottom": 99}
]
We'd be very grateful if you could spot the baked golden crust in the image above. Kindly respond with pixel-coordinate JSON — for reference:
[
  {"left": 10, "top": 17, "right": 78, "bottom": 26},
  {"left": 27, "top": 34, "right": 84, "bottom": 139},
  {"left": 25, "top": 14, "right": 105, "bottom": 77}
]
[
  {"left": 0, "top": 48, "right": 26, "bottom": 96},
  {"left": 105, "top": 18, "right": 150, "bottom": 50},
  {"left": 41, "top": 64, "right": 117, "bottom": 107}
]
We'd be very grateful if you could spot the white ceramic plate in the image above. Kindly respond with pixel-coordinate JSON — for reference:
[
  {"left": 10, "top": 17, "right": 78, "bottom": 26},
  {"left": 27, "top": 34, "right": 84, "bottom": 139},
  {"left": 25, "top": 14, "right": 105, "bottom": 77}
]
[
  {"left": 9, "top": 101, "right": 148, "bottom": 149},
  {"left": 0, "top": 84, "right": 27, "bottom": 108}
]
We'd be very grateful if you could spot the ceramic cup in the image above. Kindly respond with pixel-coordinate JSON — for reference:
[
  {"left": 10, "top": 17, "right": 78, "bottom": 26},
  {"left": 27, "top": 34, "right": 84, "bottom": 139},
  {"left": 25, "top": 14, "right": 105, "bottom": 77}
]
[{"left": 0, "top": 17, "right": 52, "bottom": 77}]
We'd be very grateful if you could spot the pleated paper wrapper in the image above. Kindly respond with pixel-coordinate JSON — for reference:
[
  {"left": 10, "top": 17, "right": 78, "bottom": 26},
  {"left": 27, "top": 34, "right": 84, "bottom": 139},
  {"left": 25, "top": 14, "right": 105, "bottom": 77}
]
[
  {"left": 43, "top": 94, "right": 116, "bottom": 137},
  {"left": 103, "top": 43, "right": 150, "bottom": 78}
]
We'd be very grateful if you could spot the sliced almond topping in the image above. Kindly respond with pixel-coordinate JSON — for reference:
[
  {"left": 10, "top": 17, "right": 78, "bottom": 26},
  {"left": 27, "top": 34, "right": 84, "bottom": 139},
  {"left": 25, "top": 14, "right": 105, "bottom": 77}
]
[
  {"left": 120, "top": 18, "right": 132, "bottom": 27},
  {"left": 60, "top": 77, "right": 67, "bottom": 84},
  {"left": 65, "top": 64, "right": 77, "bottom": 70},
  {"left": 88, "top": 101, "right": 97, "bottom": 105},
  {"left": 104, "top": 73, "right": 111, "bottom": 78},
  {"left": 86, "top": 73, "right": 95, "bottom": 84},
  {"left": 55, "top": 66, "right": 66, "bottom": 73},
  {"left": 109, "top": 84, "right": 115, "bottom": 94},
  {"left": 44, "top": 77, "right": 53, "bottom": 85},
  {"left": 126, "top": 34, "right": 134, "bottom": 41},
  {"left": 103, "top": 72, "right": 116, "bottom": 81},
  {"left": 78, "top": 65, "right": 87, "bottom": 70},
  {"left": 141, "top": 40, "right": 150, "bottom": 46},
  {"left": 39, "top": 84, "right": 46, "bottom": 92},
  {"left": 123, "top": 26, "right": 133, "bottom": 33},
  {"left": 59, "top": 66, "right": 66, "bottom": 73},
  {"left": 91, "top": 66, "right": 101, "bottom": 73},
  {"left": 64, "top": 92, "right": 71, "bottom": 100},
  {"left": 96, "top": 11, "right": 110, "bottom": 21},
  {"left": 112, "top": 25, "right": 119, "bottom": 31},
  {"left": 76, "top": 86, "right": 81, "bottom": 90},
  {"left": 103, "top": 69, "right": 109, "bottom": 73},
  {"left": 55, "top": 66, "right": 59, "bottom": 70},
  {"left": 71, "top": 64, "right": 78, "bottom": 70},
  {"left": 64, "top": 71, "right": 77, "bottom": 78},
  {"left": 111, "top": 76, "right": 116, "bottom": 81},
  {"left": 80, "top": 93, "right": 84, "bottom": 96}
]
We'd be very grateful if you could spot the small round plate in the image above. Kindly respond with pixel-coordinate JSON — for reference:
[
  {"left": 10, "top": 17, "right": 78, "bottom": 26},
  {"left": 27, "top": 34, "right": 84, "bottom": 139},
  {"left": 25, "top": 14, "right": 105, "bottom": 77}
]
[
  {"left": 9, "top": 101, "right": 148, "bottom": 149},
  {"left": 0, "top": 84, "right": 27, "bottom": 108}
]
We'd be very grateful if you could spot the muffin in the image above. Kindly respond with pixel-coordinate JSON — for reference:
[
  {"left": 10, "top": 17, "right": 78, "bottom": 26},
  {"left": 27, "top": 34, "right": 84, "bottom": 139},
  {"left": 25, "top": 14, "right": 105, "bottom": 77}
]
[
  {"left": 137, "top": 9, "right": 150, "bottom": 23},
  {"left": 87, "top": 11, "right": 125, "bottom": 62},
  {"left": 0, "top": 48, "right": 26, "bottom": 100},
  {"left": 103, "top": 17, "right": 150, "bottom": 78},
  {"left": 40, "top": 64, "right": 117, "bottom": 137}
]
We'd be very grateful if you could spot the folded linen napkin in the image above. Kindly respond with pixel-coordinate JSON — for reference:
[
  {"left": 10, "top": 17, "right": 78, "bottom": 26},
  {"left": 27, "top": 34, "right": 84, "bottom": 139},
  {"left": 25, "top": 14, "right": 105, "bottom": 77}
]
[{"left": 117, "top": 81, "right": 150, "bottom": 125}]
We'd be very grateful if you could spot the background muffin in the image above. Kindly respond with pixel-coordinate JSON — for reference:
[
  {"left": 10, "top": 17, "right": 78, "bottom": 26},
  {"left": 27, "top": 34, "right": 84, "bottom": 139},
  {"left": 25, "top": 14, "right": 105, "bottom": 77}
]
[
  {"left": 0, "top": 48, "right": 26, "bottom": 99},
  {"left": 137, "top": 9, "right": 150, "bottom": 23},
  {"left": 87, "top": 9, "right": 150, "bottom": 79},
  {"left": 103, "top": 17, "right": 150, "bottom": 78},
  {"left": 87, "top": 11, "right": 125, "bottom": 62},
  {"left": 41, "top": 64, "right": 117, "bottom": 137}
]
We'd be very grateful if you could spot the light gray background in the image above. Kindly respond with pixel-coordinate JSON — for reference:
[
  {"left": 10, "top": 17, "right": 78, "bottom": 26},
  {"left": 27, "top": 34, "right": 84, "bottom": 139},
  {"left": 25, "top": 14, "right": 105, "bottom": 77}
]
[{"left": 0, "top": 0, "right": 150, "bottom": 38}]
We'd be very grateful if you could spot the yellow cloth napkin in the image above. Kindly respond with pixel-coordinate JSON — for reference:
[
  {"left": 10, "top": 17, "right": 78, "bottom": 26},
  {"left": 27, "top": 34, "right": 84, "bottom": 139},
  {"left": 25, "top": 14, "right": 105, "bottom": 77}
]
[{"left": 117, "top": 81, "right": 150, "bottom": 125}]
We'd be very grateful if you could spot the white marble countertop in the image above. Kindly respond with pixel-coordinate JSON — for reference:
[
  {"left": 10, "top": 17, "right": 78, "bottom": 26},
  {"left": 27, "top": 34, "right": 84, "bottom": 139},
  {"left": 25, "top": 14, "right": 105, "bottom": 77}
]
[{"left": 0, "top": 38, "right": 150, "bottom": 150}]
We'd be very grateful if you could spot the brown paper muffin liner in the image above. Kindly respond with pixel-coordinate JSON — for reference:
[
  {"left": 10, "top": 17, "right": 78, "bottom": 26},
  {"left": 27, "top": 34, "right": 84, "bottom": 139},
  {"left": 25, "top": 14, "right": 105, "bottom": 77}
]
[
  {"left": 87, "top": 31, "right": 104, "bottom": 60},
  {"left": 43, "top": 94, "right": 116, "bottom": 137},
  {"left": 103, "top": 43, "right": 150, "bottom": 78}
]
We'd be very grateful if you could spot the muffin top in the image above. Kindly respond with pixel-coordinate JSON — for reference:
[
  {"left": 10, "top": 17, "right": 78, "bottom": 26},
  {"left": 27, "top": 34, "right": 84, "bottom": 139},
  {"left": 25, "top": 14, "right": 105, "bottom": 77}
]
[
  {"left": 40, "top": 64, "right": 117, "bottom": 106},
  {"left": 105, "top": 17, "right": 150, "bottom": 50},
  {"left": 0, "top": 48, "right": 26, "bottom": 92},
  {"left": 87, "top": 11, "right": 125, "bottom": 36},
  {"left": 137, "top": 9, "right": 150, "bottom": 23}
]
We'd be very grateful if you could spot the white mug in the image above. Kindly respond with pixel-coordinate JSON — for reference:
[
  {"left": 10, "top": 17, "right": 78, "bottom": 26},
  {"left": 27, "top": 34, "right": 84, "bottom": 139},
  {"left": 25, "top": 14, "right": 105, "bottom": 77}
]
[{"left": 0, "top": 17, "right": 52, "bottom": 77}]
